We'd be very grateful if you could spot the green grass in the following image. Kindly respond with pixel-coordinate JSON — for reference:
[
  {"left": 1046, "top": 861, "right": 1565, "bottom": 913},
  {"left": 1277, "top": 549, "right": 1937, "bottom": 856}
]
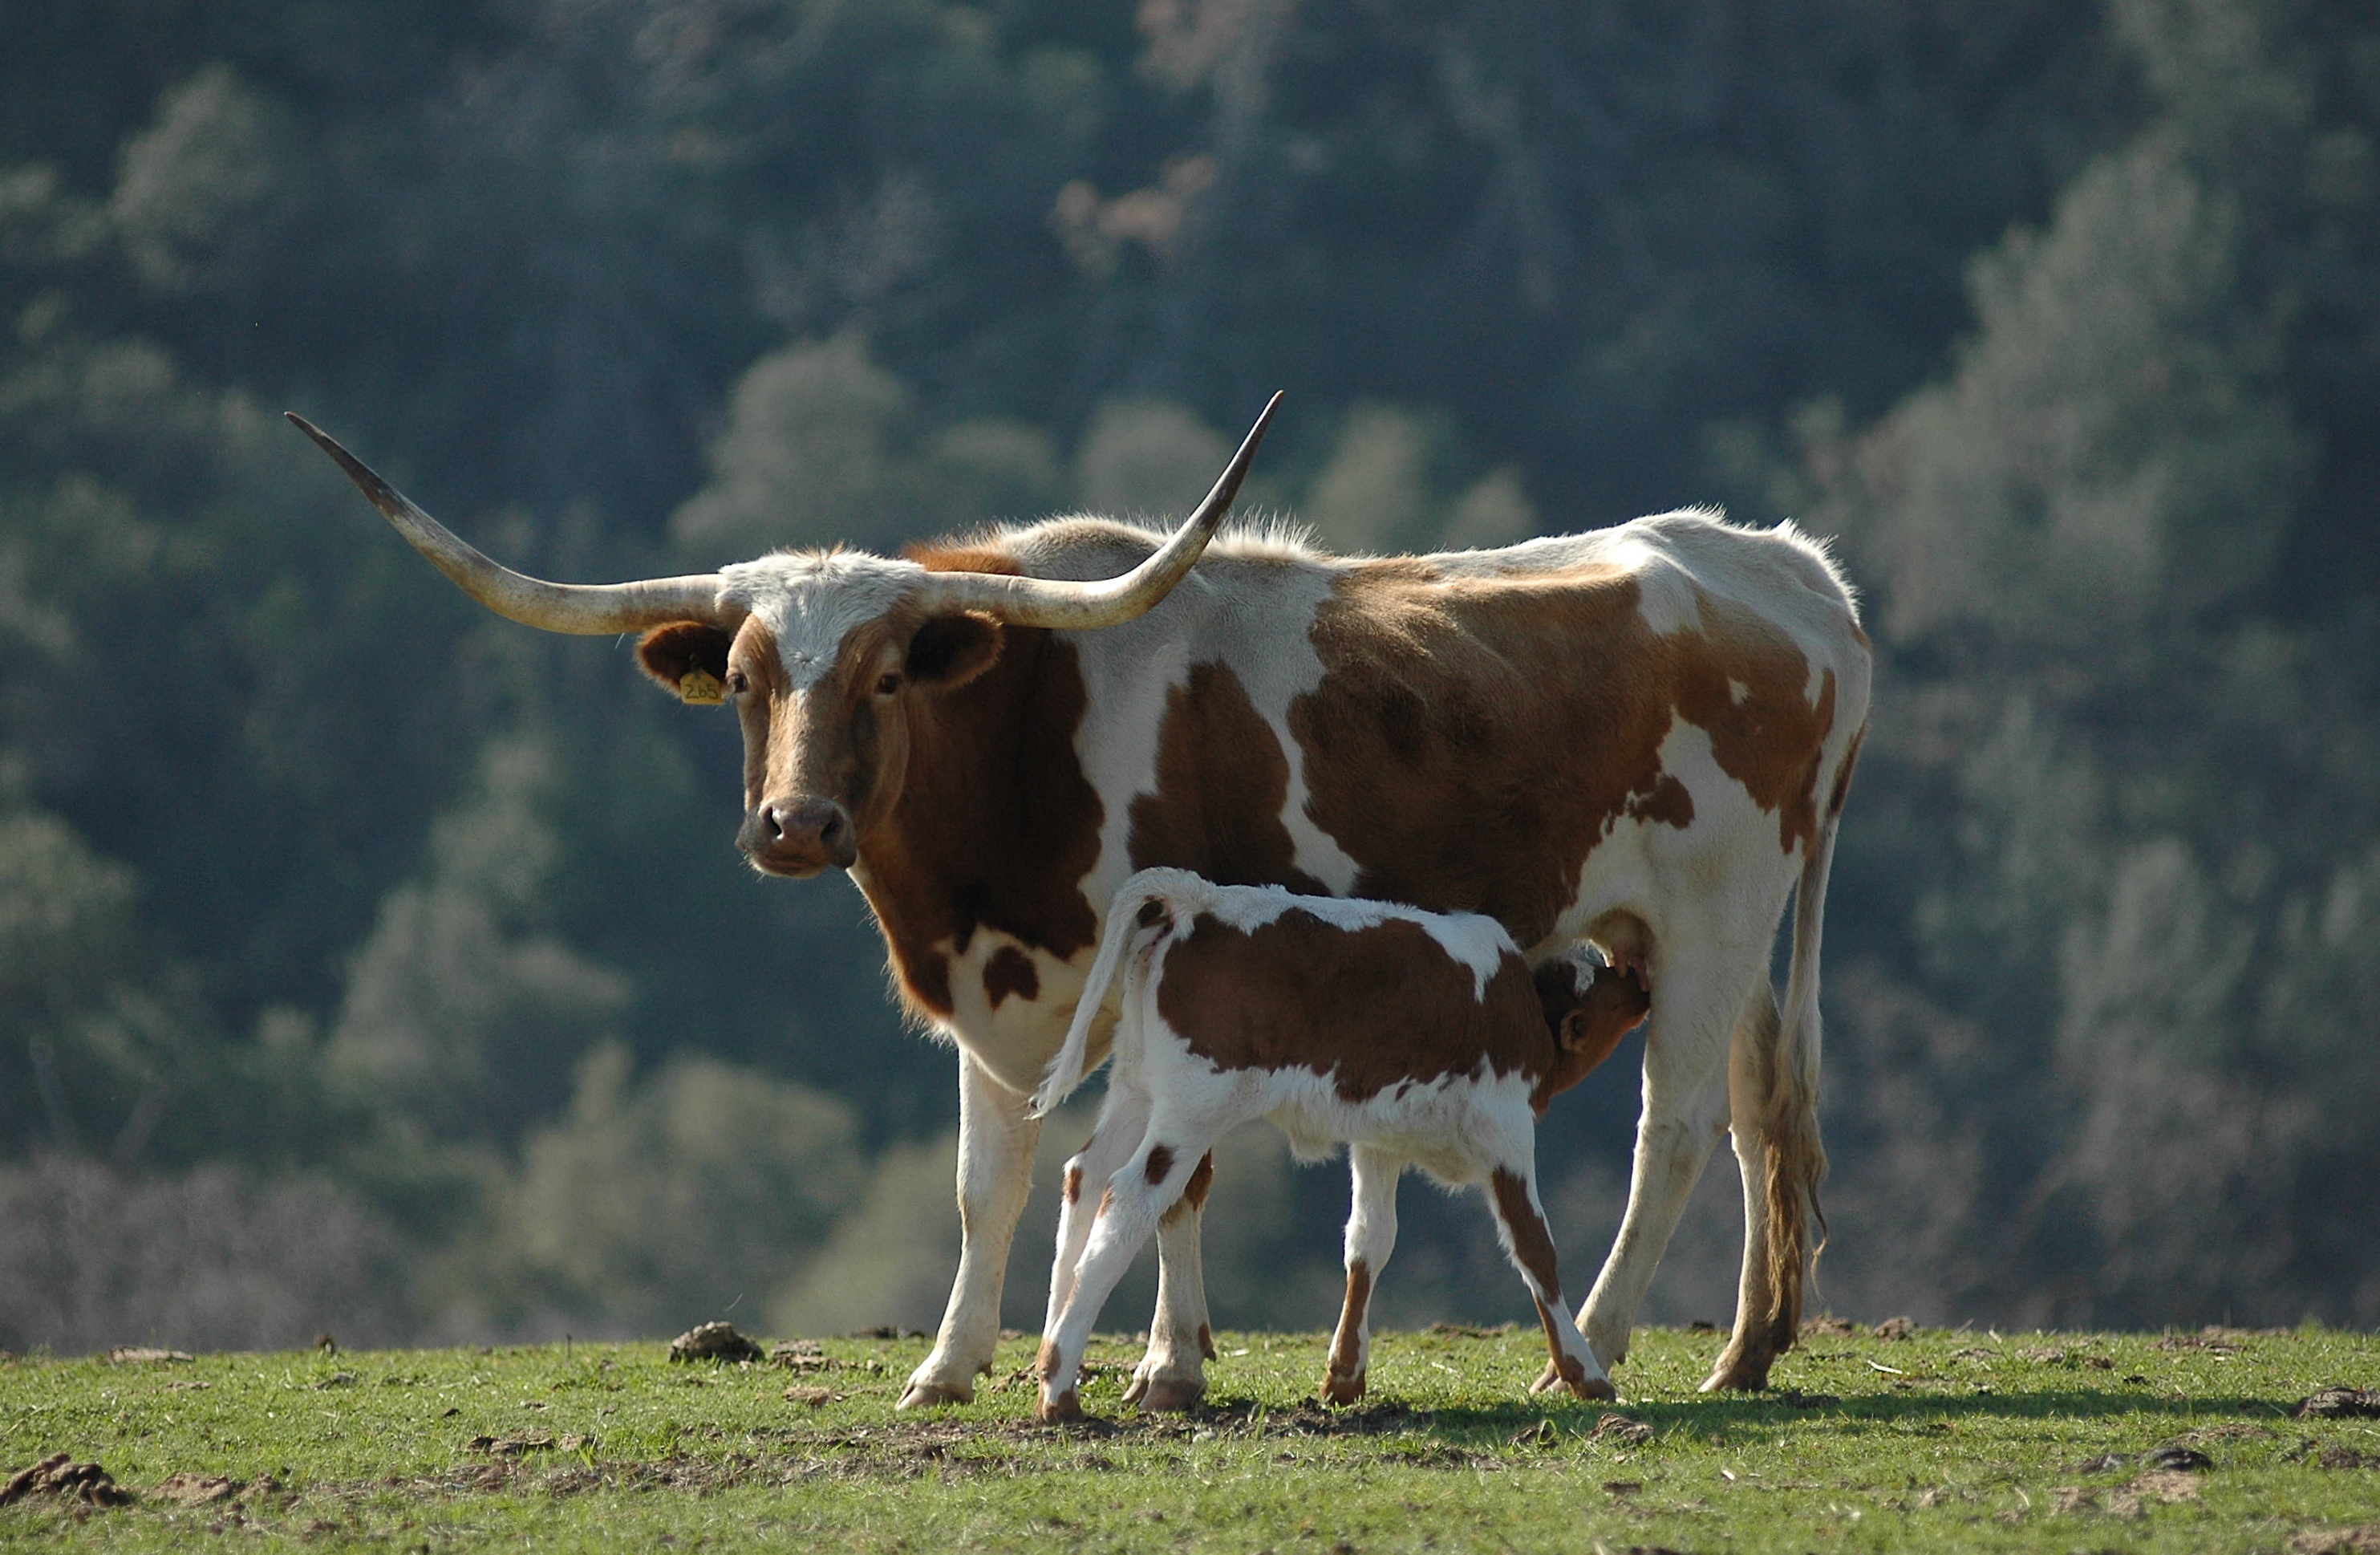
[{"left": 5, "top": 1323, "right": 2378, "bottom": 1552}]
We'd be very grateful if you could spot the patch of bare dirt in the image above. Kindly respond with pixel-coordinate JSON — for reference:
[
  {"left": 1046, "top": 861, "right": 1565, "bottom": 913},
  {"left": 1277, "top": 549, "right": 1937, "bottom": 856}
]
[
  {"left": 2296, "top": 1387, "right": 2380, "bottom": 1419},
  {"left": 149, "top": 1472, "right": 241, "bottom": 1508},
  {"left": 105, "top": 1346, "right": 193, "bottom": 1364},
  {"left": 2289, "top": 1527, "right": 2380, "bottom": 1554}
]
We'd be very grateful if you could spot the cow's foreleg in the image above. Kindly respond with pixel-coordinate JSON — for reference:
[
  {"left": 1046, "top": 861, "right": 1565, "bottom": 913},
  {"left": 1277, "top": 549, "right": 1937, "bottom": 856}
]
[
  {"left": 1575, "top": 936, "right": 1763, "bottom": 1378},
  {"left": 1321, "top": 1144, "right": 1401, "bottom": 1405},
  {"left": 902, "top": 1052, "right": 1042, "bottom": 1410},
  {"left": 1125, "top": 1150, "right": 1215, "bottom": 1412}
]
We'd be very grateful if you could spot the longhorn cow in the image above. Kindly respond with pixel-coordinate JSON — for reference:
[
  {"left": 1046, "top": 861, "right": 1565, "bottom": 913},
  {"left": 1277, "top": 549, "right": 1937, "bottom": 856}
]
[{"left": 287, "top": 395, "right": 1870, "bottom": 1407}]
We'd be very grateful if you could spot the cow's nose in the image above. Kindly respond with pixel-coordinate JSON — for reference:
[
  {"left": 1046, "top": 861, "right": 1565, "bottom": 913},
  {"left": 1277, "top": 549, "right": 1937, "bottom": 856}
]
[{"left": 740, "top": 797, "right": 856, "bottom": 871}]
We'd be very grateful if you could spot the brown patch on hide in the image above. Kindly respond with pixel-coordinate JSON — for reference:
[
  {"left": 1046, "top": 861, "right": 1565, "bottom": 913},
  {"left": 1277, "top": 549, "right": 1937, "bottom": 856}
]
[
  {"left": 1128, "top": 660, "right": 1327, "bottom": 892},
  {"left": 1154, "top": 910, "right": 1551, "bottom": 1102},
  {"left": 1291, "top": 564, "right": 1840, "bottom": 947},
  {"left": 1491, "top": 1168, "right": 1562, "bottom": 1300},
  {"left": 843, "top": 546, "right": 1105, "bottom": 1016},
  {"left": 1144, "top": 1144, "right": 1177, "bottom": 1185},
  {"left": 1159, "top": 1151, "right": 1214, "bottom": 1227},
  {"left": 983, "top": 945, "right": 1040, "bottom": 1008},
  {"left": 1827, "top": 722, "right": 1867, "bottom": 820},
  {"left": 1062, "top": 1163, "right": 1084, "bottom": 1205}
]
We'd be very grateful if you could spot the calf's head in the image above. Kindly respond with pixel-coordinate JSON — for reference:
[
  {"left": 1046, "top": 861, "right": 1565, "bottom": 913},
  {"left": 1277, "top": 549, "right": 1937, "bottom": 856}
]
[
  {"left": 286, "top": 395, "right": 1278, "bottom": 878},
  {"left": 1531, "top": 952, "right": 1652, "bottom": 1110}
]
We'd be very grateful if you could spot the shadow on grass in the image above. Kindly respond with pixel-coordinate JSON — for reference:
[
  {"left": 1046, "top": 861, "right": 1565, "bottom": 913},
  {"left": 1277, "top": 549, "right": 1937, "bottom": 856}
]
[{"left": 1151, "top": 1385, "right": 2301, "bottom": 1451}]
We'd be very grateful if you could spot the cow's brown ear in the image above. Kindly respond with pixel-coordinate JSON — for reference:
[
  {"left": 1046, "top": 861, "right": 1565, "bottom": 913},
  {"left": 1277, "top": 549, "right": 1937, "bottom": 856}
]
[
  {"left": 637, "top": 622, "right": 734, "bottom": 704},
  {"left": 906, "top": 611, "right": 1003, "bottom": 690}
]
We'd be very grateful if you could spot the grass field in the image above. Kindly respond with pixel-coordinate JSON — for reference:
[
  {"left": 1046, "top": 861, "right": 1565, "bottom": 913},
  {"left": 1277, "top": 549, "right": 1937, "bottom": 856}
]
[{"left": 5, "top": 1322, "right": 2378, "bottom": 1552}]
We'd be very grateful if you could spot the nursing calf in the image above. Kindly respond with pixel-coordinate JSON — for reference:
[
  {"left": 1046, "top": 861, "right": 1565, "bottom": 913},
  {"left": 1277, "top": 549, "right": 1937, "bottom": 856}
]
[{"left": 1028, "top": 868, "right": 1651, "bottom": 1419}]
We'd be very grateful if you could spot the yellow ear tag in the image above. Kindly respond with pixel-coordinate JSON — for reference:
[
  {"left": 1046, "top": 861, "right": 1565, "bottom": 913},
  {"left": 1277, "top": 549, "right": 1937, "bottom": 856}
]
[{"left": 678, "top": 668, "right": 725, "bottom": 705}]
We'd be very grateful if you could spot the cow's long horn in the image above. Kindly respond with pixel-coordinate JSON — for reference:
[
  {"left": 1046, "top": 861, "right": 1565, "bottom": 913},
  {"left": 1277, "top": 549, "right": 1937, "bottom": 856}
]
[
  {"left": 286, "top": 413, "right": 732, "bottom": 633},
  {"left": 913, "top": 391, "right": 1283, "bottom": 630}
]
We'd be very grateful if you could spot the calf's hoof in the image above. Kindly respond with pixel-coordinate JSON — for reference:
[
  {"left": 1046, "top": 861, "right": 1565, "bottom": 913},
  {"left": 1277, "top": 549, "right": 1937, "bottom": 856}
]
[
  {"left": 897, "top": 1378, "right": 975, "bottom": 1410},
  {"left": 1129, "top": 1375, "right": 1208, "bottom": 1413},
  {"left": 1035, "top": 1390, "right": 1084, "bottom": 1423},
  {"left": 1531, "top": 1362, "right": 1617, "bottom": 1403},
  {"left": 1320, "top": 1368, "right": 1366, "bottom": 1407}
]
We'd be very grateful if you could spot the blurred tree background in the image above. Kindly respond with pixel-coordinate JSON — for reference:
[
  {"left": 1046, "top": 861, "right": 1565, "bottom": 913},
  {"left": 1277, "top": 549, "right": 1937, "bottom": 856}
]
[{"left": 3, "top": 0, "right": 2375, "bottom": 1353}]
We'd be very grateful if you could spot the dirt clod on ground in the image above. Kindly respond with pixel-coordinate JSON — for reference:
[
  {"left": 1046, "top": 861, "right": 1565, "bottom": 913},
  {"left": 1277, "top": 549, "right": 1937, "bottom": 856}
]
[
  {"left": 149, "top": 1473, "right": 241, "bottom": 1507},
  {"left": 1872, "top": 1316, "right": 1916, "bottom": 1340},
  {"left": 106, "top": 1346, "right": 193, "bottom": 1364},
  {"left": 1588, "top": 1413, "right": 1654, "bottom": 1444},
  {"left": 667, "top": 1322, "right": 763, "bottom": 1363},
  {"left": 2296, "top": 1387, "right": 2380, "bottom": 1419},
  {"left": 1, "top": 1454, "right": 133, "bottom": 1508},
  {"left": 1799, "top": 1314, "right": 1855, "bottom": 1336}
]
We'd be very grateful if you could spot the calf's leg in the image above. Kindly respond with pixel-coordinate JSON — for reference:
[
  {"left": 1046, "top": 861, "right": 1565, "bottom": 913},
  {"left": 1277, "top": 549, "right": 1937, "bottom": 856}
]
[
  {"left": 1125, "top": 1151, "right": 1216, "bottom": 1411},
  {"left": 1485, "top": 1152, "right": 1613, "bottom": 1403},
  {"left": 1044, "top": 1084, "right": 1151, "bottom": 1341},
  {"left": 1037, "top": 1127, "right": 1217, "bottom": 1422},
  {"left": 1322, "top": 1145, "right": 1401, "bottom": 1405}
]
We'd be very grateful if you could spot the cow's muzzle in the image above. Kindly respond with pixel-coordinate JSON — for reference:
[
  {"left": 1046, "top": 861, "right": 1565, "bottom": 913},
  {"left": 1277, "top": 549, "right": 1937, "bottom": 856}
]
[{"left": 739, "top": 797, "right": 856, "bottom": 875}]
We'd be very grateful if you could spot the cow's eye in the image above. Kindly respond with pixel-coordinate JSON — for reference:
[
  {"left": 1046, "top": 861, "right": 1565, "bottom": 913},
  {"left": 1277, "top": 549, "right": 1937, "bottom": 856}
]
[
  {"left": 876, "top": 672, "right": 902, "bottom": 696},
  {"left": 725, "top": 669, "right": 749, "bottom": 696}
]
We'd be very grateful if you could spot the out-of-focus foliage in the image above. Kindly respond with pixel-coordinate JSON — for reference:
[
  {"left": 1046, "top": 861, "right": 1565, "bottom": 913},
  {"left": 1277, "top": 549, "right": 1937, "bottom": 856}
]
[{"left": 0, "top": 0, "right": 2374, "bottom": 1350}]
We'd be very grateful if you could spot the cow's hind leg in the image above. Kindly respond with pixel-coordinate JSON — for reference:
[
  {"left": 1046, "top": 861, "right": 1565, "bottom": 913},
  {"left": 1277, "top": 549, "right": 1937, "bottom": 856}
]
[
  {"left": 1575, "top": 932, "right": 1770, "bottom": 1379},
  {"left": 904, "top": 1051, "right": 1042, "bottom": 1411},
  {"left": 1038, "top": 1124, "right": 1221, "bottom": 1422},
  {"left": 1322, "top": 1144, "right": 1401, "bottom": 1405},
  {"left": 1125, "top": 1150, "right": 1216, "bottom": 1411},
  {"left": 1708, "top": 981, "right": 1801, "bottom": 1391}
]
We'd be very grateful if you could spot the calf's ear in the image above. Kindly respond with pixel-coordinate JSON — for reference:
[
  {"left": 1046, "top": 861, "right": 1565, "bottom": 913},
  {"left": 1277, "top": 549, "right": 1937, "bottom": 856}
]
[
  {"left": 637, "top": 622, "right": 734, "bottom": 704},
  {"left": 906, "top": 611, "right": 1003, "bottom": 690}
]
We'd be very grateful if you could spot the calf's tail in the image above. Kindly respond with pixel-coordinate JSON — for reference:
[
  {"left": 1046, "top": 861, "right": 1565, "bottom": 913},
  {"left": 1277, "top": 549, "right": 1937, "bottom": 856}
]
[{"left": 1028, "top": 871, "right": 1186, "bottom": 1119}]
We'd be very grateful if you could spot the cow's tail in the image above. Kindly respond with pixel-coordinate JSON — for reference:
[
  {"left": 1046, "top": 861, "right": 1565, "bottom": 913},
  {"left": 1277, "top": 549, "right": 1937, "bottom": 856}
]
[
  {"left": 1028, "top": 870, "right": 1189, "bottom": 1120},
  {"left": 1758, "top": 725, "right": 1864, "bottom": 1358}
]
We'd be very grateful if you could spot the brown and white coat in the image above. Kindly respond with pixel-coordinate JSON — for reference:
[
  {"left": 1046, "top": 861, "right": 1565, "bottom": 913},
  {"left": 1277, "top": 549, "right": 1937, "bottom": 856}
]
[
  {"left": 294, "top": 402, "right": 1871, "bottom": 1410},
  {"left": 1029, "top": 869, "right": 1652, "bottom": 1419}
]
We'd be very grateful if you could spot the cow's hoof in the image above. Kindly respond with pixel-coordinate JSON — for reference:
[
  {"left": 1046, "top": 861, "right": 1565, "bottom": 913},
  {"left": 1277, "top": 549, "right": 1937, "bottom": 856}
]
[
  {"left": 1320, "top": 1369, "right": 1366, "bottom": 1407},
  {"left": 1699, "top": 1342, "right": 1774, "bottom": 1393},
  {"left": 897, "top": 1379, "right": 975, "bottom": 1410},
  {"left": 1035, "top": 1390, "right": 1083, "bottom": 1423},
  {"left": 1131, "top": 1375, "right": 1207, "bottom": 1413}
]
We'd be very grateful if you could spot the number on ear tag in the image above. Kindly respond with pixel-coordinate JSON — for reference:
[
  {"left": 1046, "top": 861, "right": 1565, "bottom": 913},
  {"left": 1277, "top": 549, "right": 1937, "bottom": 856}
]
[{"left": 679, "top": 668, "right": 725, "bottom": 704}]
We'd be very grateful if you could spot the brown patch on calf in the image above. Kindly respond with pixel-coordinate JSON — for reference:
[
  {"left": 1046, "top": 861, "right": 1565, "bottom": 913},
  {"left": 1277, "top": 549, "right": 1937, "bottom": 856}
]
[
  {"left": 1155, "top": 912, "right": 1552, "bottom": 1102},
  {"left": 1490, "top": 1167, "right": 1562, "bottom": 1301},
  {"left": 1329, "top": 1260, "right": 1372, "bottom": 1379},
  {"left": 1160, "top": 1151, "right": 1214, "bottom": 1227},
  {"left": 1063, "top": 1163, "right": 1084, "bottom": 1205},
  {"left": 1144, "top": 1144, "right": 1176, "bottom": 1185},
  {"left": 1291, "top": 566, "right": 1839, "bottom": 946},
  {"left": 983, "top": 945, "right": 1040, "bottom": 1008},
  {"left": 1129, "top": 661, "right": 1328, "bottom": 891}
]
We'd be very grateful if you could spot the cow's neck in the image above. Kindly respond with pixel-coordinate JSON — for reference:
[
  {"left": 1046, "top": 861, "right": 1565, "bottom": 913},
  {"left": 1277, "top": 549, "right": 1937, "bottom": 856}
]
[{"left": 852, "top": 627, "right": 1104, "bottom": 1021}]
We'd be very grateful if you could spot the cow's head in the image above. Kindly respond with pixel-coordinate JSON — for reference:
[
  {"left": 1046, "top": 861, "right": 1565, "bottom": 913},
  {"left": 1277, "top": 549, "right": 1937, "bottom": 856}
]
[{"left": 286, "top": 396, "right": 1279, "bottom": 879}]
